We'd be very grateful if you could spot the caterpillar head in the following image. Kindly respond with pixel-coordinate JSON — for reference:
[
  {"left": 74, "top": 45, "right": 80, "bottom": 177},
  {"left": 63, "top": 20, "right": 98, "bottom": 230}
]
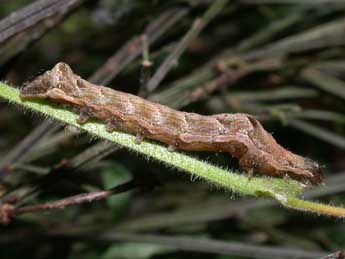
[
  {"left": 20, "top": 62, "right": 81, "bottom": 100},
  {"left": 283, "top": 154, "right": 323, "bottom": 185}
]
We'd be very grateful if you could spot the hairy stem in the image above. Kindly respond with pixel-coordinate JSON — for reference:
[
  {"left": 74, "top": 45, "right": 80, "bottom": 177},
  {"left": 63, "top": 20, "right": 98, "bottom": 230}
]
[{"left": 1, "top": 82, "right": 344, "bottom": 218}]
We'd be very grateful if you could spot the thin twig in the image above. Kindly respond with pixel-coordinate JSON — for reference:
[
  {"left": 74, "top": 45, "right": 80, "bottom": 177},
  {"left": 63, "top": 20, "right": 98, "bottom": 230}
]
[
  {"left": 301, "top": 67, "right": 345, "bottom": 101},
  {"left": 16, "top": 180, "right": 135, "bottom": 215},
  {"left": 289, "top": 119, "right": 345, "bottom": 150},
  {"left": 89, "top": 8, "right": 188, "bottom": 85},
  {"left": 146, "top": 0, "right": 229, "bottom": 92},
  {"left": 188, "top": 58, "right": 281, "bottom": 104},
  {"left": 0, "top": 0, "right": 84, "bottom": 43},
  {"left": 0, "top": 180, "right": 136, "bottom": 224},
  {"left": 243, "top": 17, "right": 345, "bottom": 61},
  {"left": 149, "top": 10, "right": 345, "bottom": 108},
  {"left": 138, "top": 35, "right": 153, "bottom": 97},
  {"left": 0, "top": 122, "right": 58, "bottom": 177},
  {"left": 237, "top": 6, "right": 307, "bottom": 51},
  {"left": 0, "top": 0, "right": 86, "bottom": 65},
  {"left": 9, "top": 141, "right": 120, "bottom": 206},
  {"left": 66, "top": 141, "right": 119, "bottom": 170}
]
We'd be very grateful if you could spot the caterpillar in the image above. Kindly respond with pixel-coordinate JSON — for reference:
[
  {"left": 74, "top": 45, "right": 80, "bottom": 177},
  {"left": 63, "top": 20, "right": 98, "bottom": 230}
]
[{"left": 20, "top": 62, "right": 323, "bottom": 184}]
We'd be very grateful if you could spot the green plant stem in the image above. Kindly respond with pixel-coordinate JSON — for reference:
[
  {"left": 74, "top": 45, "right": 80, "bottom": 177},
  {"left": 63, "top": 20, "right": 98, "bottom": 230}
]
[
  {"left": 286, "top": 198, "right": 345, "bottom": 217},
  {"left": 1, "top": 82, "right": 345, "bottom": 217}
]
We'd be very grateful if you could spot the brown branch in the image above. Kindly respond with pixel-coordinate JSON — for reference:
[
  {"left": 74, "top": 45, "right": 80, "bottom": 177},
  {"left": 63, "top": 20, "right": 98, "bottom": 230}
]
[
  {"left": 0, "top": 0, "right": 87, "bottom": 65},
  {"left": 188, "top": 58, "right": 282, "bottom": 104},
  {"left": 0, "top": 180, "right": 136, "bottom": 225},
  {"left": 0, "top": 0, "right": 85, "bottom": 43}
]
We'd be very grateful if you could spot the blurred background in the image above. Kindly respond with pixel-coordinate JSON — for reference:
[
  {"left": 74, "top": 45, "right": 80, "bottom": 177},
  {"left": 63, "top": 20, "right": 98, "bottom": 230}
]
[{"left": 0, "top": 0, "right": 345, "bottom": 258}]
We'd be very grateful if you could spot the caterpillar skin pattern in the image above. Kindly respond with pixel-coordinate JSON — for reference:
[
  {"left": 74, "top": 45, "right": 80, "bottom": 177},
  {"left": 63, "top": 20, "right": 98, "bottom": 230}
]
[{"left": 20, "top": 63, "right": 323, "bottom": 185}]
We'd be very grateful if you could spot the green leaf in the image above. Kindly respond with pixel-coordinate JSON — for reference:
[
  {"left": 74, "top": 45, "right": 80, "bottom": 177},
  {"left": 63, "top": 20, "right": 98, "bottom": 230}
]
[{"left": 102, "top": 163, "right": 132, "bottom": 220}]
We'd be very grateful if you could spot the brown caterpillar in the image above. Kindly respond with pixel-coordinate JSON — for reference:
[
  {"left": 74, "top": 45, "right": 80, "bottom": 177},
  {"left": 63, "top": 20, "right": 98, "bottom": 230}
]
[{"left": 20, "top": 62, "right": 323, "bottom": 184}]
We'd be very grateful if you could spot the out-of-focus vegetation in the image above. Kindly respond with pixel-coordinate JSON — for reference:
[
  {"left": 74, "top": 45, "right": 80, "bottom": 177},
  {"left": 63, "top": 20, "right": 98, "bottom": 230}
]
[{"left": 0, "top": 1, "right": 345, "bottom": 258}]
